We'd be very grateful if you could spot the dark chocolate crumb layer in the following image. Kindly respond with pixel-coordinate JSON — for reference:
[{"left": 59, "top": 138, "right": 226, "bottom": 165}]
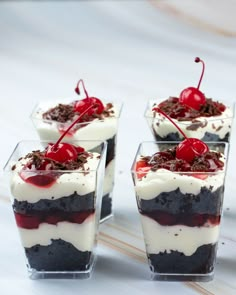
[
  {"left": 89, "top": 135, "right": 116, "bottom": 167},
  {"left": 148, "top": 243, "right": 217, "bottom": 274},
  {"left": 152, "top": 130, "right": 230, "bottom": 143},
  {"left": 106, "top": 135, "right": 116, "bottom": 166},
  {"left": 100, "top": 193, "right": 112, "bottom": 220},
  {"left": 138, "top": 187, "right": 224, "bottom": 216},
  {"left": 13, "top": 191, "right": 95, "bottom": 214},
  {"left": 25, "top": 239, "right": 92, "bottom": 271}
]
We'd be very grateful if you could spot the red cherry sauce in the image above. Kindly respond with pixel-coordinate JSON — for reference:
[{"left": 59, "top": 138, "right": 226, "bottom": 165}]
[
  {"left": 14, "top": 210, "right": 95, "bottom": 229},
  {"left": 140, "top": 210, "right": 220, "bottom": 227},
  {"left": 20, "top": 171, "right": 57, "bottom": 188}
]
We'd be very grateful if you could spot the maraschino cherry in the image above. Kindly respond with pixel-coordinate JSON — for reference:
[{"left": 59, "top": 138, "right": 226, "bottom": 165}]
[
  {"left": 153, "top": 107, "right": 209, "bottom": 162},
  {"left": 74, "top": 79, "right": 104, "bottom": 115},
  {"left": 179, "top": 57, "right": 206, "bottom": 110}
]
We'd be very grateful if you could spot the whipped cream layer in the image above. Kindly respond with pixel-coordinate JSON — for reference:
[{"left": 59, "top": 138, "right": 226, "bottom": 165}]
[
  {"left": 19, "top": 214, "right": 96, "bottom": 251},
  {"left": 146, "top": 103, "right": 233, "bottom": 140},
  {"left": 140, "top": 215, "right": 219, "bottom": 256},
  {"left": 11, "top": 152, "right": 100, "bottom": 202},
  {"left": 135, "top": 167, "right": 225, "bottom": 200},
  {"left": 33, "top": 101, "right": 120, "bottom": 150}
]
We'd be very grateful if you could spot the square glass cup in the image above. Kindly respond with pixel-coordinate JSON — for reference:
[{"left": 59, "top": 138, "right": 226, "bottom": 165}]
[
  {"left": 145, "top": 100, "right": 234, "bottom": 142},
  {"left": 131, "top": 141, "right": 229, "bottom": 281},
  {"left": 4, "top": 140, "right": 107, "bottom": 279},
  {"left": 31, "top": 100, "right": 122, "bottom": 223}
]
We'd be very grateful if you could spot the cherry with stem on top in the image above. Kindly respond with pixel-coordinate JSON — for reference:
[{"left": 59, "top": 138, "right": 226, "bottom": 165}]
[
  {"left": 152, "top": 106, "right": 209, "bottom": 163},
  {"left": 179, "top": 57, "right": 206, "bottom": 110},
  {"left": 74, "top": 79, "right": 104, "bottom": 115},
  {"left": 45, "top": 104, "right": 94, "bottom": 163}
]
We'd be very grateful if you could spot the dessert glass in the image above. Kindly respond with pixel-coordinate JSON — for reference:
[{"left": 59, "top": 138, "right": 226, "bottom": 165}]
[
  {"left": 131, "top": 141, "right": 228, "bottom": 281},
  {"left": 145, "top": 100, "right": 234, "bottom": 142},
  {"left": 31, "top": 101, "right": 122, "bottom": 222},
  {"left": 4, "top": 140, "right": 107, "bottom": 279}
]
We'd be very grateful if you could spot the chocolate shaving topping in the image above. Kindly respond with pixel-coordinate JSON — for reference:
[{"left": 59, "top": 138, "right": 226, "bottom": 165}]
[
  {"left": 156, "top": 97, "right": 226, "bottom": 121},
  {"left": 216, "top": 126, "right": 223, "bottom": 132},
  {"left": 186, "top": 120, "right": 208, "bottom": 131},
  {"left": 42, "top": 104, "right": 75, "bottom": 123},
  {"left": 21, "top": 149, "right": 91, "bottom": 171},
  {"left": 141, "top": 147, "right": 224, "bottom": 173},
  {"left": 42, "top": 102, "right": 115, "bottom": 123}
]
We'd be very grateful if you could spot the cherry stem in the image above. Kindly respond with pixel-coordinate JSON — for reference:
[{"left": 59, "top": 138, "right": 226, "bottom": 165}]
[
  {"left": 153, "top": 107, "right": 188, "bottom": 139},
  {"left": 195, "top": 57, "right": 205, "bottom": 90},
  {"left": 75, "top": 79, "right": 89, "bottom": 99},
  {"left": 53, "top": 104, "right": 94, "bottom": 150}
]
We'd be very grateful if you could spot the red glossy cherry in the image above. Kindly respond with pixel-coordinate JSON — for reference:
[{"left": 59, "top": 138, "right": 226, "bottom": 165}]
[
  {"left": 176, "top": 138, "right": 209, "bottom": 163},
  {"left": 45, "top": 142, "right": 78, "bottom": 162},
  {"left": 152, "top": 107, "right": 209, "bottom": 162},
  {"left": 179, "top": 57, "right": 206, "bottom": 110},
  {"left": 74, "top": 79, "right": 104, "bottom": 115},
  {"left": 74, "top": 97, "right": 104, "bottom": 115}
]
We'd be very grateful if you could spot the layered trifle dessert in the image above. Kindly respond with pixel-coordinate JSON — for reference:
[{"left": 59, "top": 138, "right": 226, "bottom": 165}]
[
  {"left": 145, "top": 58, "right": 234, "bottom": 142},
  {"left": 31, "top": 80, "right": 122, "bottom": 221},
  {"left": 4, "top": 139, "right": 107, "bottom": 278},
  {"left": 132, "top": 141, "right": 228, "bottom": 280},
  {"left": 132, "top": 110, "right": 228, "bottom": 281}
]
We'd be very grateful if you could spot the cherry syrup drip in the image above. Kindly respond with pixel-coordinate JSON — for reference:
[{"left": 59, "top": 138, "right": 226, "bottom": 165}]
[
  {"left": 20, "top": 104, "right": 95, "bottom": 187},
  {"left": 179, "top": 57, "right": 206, "bottom": 110},
  {"left": 141, "top": 210, "right": 220, "bottom": 227},
  {"left": 15, "top": 210, "right": 95, "bottom": 229},
  {"left": 152, "top": 107, "right": 209, "bottom": 163}
]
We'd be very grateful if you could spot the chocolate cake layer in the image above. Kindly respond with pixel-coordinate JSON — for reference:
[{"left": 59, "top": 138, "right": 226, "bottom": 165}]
[
  {"left": 148, "top": 243, "right": 217, "bottom": 274},
  {"left": 153, "top": 130, "right": 229, "bottom": 143},
  {"left": 13, "top": 192, "right": 95, "bottom": 214},
  {"left": 100, "top": 193, "right": 112, "bottom": 220},
  {"left": 138, "top": 187, "right": 224, "bottom": 215},
  {"left": 90, "top": 135, "right": 116, "bottom": 167},
  {"left": 25, "top": 239, "right": 92, "bottom": 271}
]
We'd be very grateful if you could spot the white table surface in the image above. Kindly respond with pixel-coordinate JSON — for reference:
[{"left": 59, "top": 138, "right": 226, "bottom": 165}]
[{"left": 1, "top": 1, "right": 236, "bottom": 294}]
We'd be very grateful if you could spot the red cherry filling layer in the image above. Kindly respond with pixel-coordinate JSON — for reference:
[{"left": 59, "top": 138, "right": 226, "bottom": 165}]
[
  {"left": 141, "top": 210, "right": 220, "bottom": 227},
  {"left": 15, "top": 210, "right": 94, "bottom": 229}
]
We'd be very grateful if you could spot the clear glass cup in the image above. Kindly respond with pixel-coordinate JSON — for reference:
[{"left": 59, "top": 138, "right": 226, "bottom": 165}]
[
  {"left": 4, "top": 140, "right": 107, "bottom": 279},
  {"left": 131, "top": 141, "right": 229, "bottom": 281},
  {"left": 31, "top": 101, "right": 122, "bottom": 223},
  {"left": 145, "top": 100, "right": 234, "bottom": 142}
]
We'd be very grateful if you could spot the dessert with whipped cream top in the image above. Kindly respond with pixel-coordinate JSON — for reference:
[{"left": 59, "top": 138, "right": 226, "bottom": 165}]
[
  {"left": 31, "top": 80, "right": 122, "bottom": 221},
  {"left": 145, "top": 57, "right": 234, "bottom": 142},
  {"left": 132, "top": 109, "right": 228, "bottom": 280},
  {"left": 5, "top": 107, "right": 107, "bottom": 276}
]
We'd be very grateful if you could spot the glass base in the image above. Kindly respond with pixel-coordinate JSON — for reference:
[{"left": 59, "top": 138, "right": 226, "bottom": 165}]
[
  {"left": 28, "top": 255, "right": 96, "bottom": 280},
  {"left": 151, "top": 271, "right": 214, "bottom": 282}
]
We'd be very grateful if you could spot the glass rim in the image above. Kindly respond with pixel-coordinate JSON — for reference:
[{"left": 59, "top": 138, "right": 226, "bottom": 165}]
[
  {"left": 30, "top": 100, "right": 123, "bottom": 123},
  {"left": 4, "top": 139, "right": 107, "bottom": 173},
  {"left": 131, "top": 140, "right": 229, "bottom": 175},
  {"left": 144, "top": 100, "right": 235, "bottom": 122}
]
